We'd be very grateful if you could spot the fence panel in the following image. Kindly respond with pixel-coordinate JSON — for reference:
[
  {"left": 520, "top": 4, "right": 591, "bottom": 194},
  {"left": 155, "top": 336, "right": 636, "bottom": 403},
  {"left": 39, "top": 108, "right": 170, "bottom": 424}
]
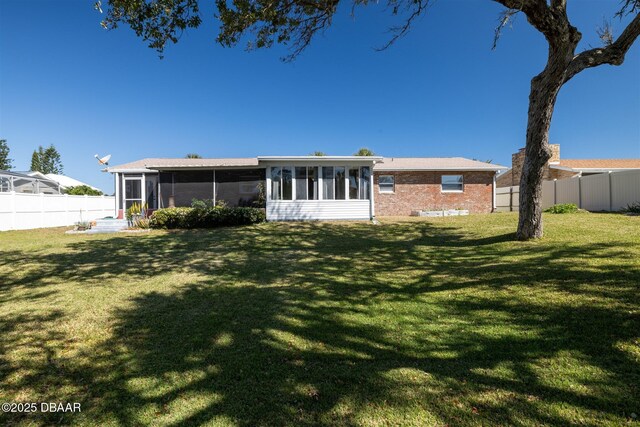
[
  {"left": 495, "top": 169, "right": 640, "bottom": 213},
  {"left": 580, "top": 173, "right": 610, "bottom": 212},
  {"left": 555, "top": 177, "right": 580, "bottom": 206},
  {"left": 0, "top": 193, "right": 115, "bottom": 231},
  {"left": 610, "top": 169, "right": 640, "bottom": 211},
  {"left": 541, "top": 181, "right": 556, "bottom": 209}
]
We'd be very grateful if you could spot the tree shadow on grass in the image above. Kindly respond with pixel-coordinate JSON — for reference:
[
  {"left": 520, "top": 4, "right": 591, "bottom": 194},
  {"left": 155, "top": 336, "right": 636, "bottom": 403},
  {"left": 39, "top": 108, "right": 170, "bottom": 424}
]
[{"left": 0, "top": 220, "right": 638, "bottom": 425}]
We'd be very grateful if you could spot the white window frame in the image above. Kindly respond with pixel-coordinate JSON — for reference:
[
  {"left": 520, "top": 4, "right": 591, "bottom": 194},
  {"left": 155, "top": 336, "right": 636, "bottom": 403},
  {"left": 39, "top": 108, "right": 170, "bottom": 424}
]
[
  {"left": 441, "top": 174, "right": 464, "bottom": 193},
  {"left": 378, "top": 175, "right": 395, "bottom": 193}
]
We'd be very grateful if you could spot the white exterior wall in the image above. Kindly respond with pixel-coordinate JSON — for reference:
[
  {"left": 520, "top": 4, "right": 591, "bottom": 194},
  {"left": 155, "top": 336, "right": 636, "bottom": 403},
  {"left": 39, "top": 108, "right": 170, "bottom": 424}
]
[
  {"left": 0, "top": 193, "right": 115, "bottom": 231},
  {"left": 267, "top": 200, "right": 370, "bottom": 221},
  {"left": 264, "top": 162, "right": 376, "bottom": 221}
]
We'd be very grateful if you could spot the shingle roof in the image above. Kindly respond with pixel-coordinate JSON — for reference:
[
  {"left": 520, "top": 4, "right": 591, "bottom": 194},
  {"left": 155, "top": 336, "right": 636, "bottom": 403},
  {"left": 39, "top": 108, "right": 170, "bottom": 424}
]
[
  {"left": 557, "top": 159, "right": 640, "bottom": 170},
  {"left": 375, "top": 157, "right": 506, "bottom": 171},
  {"left": 108, "top": 156, "right": 506, "bottom": 172},
  {"left": 107, "top": 158, "right": 259, "bottom": 171}
]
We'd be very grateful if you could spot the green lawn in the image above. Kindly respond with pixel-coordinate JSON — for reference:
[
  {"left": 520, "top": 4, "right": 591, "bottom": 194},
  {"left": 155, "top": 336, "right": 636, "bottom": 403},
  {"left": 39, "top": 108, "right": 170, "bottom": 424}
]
[{"left": 0, "top": 213, "right": 638, "bottom": 426}]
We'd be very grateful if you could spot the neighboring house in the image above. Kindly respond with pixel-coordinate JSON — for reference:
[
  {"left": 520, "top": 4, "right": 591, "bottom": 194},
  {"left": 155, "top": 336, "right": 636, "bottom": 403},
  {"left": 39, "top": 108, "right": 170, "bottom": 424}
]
[
  {"left": 0, "top": 170, "right": 62, "bottom": 194},
  {"left": 21, "top": 171, "right": 102, "bottom": 192},
  {"left": 107, "top": 156, "right": 506, "bottom": 220},
  {"left": 496, "top": 144, "right": 640, "bottom": 187}
]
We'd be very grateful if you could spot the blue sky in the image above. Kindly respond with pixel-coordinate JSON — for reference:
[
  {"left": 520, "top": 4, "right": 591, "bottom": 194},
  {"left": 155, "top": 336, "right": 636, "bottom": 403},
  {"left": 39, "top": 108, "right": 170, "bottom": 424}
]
[{"left": 1, "top": 0, "right": 638, "bottom": 193}]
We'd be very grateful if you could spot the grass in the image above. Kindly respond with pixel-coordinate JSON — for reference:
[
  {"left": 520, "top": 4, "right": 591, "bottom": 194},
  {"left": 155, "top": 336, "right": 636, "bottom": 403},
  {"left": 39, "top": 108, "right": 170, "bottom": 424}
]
[{"left": 0, "top": 213, "right": 638, "bottom": 426}]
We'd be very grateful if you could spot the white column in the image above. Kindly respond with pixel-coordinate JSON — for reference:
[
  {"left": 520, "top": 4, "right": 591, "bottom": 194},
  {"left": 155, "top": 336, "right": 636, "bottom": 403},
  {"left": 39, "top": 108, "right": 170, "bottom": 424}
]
[
  {"left": 370, "top": 166, "right": 375, "bottom": 219},
  {"left": 141, "top": 173, "right": 146, "bottom": 211},
  {"left": 291, "top": 165, "right": 297, "bottom": 201},
  {"left": 114, "top": 173, "right": 119, "bottom": 217},
  {"left": 317, "top": 166, "right": 323, "bottom": 201},
  {"left": 492, "top": 173, "right": 497, "bottom": 212}
]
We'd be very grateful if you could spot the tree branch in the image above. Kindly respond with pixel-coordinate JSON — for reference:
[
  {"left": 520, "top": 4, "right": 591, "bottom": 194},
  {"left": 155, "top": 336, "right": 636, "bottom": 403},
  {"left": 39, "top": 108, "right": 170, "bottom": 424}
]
[
  {"left": 493, "top": 0, "right": 563, "bottom": 42},
  {"left": 564, "top": 13, "right": 640, "bottom": 83}
]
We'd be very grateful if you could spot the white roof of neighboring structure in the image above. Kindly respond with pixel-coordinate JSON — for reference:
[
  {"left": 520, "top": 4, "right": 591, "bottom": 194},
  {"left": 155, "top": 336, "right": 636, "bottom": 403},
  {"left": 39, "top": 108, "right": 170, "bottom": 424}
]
[
  {"left": 43, "top": 173, "right": 101, "bottom": 191},
  {"left": 374, "top": 157, "right": 507, "bottom": 171}
]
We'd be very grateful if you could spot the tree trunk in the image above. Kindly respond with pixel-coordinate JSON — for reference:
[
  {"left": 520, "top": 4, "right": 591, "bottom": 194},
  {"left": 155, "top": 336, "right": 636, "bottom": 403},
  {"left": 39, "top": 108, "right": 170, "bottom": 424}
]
[
  {"left": 516, "top": 74, "right": 559, "bottom": 240},
  {"left": 516, "top": 31, "right": 581, "bottom": 240}
]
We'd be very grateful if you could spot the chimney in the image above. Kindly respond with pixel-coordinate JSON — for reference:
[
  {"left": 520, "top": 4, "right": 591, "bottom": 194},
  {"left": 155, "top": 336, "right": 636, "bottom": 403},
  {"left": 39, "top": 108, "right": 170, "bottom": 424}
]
[{"left": 510, "top": 144, "right": 560, "bottom": 186}]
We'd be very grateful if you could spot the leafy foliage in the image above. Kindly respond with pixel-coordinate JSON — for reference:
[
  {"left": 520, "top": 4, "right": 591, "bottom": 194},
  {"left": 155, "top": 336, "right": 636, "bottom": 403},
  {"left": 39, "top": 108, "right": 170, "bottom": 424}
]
[
  {"left": 310, "top": 151, "right": 326, "bottom": 156},
  {"left": 622, "top": 201, "right": 640, "bottom": 214},
  {"left": 191, "top": 198, "right": 214, "bottom": 209},
  {"left": 0, "top": 139, "right": 13, "bottom": 170},
  {"left": 149, "top": 206, "right": 266, "bottom": 229},
  {"left": 30, "top": 145, "right": 64, "bottom": 174},
  {"left": 66, "top": 185, "right": 103, "bottom": 196},
  {"left": 126, "top": 202, "right": 147, "bottom": 221},
  {"left": 544, "top": 203, "right": 579, "bottom": 214},
  {"left": 186, "top": 153, "right": 203, "bottom": 158},
  {"left": 99, "top": 0, "right": 430, "bottom": 60},
  {"left": 100, "top": 0, "right": 202, "bottom": 57},
  {"left": 354, "top": 147, "right": 375, "bottom": 156}
]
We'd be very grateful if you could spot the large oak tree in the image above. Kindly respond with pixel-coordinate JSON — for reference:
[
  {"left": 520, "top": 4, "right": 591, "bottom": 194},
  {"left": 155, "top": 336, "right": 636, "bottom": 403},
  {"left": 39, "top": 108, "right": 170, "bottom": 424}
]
[{"left": 98, "top": 0, "right": 640, "bottom": 239}]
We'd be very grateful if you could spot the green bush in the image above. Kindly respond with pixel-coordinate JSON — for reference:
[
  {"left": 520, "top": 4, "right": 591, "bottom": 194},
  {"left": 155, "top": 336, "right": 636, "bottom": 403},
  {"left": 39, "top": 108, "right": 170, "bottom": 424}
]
[
  {"left": 622, "top": 201, "right": 640, "bottom": 214},
  {"left": 544, "top": 203, "right": 579, "bottom": 214},
  {"left": 149, "top": 206, "right": 266, "bottom": 229},
  {"left": 66, "top": 185, "right": 103, "bottom": 196}
]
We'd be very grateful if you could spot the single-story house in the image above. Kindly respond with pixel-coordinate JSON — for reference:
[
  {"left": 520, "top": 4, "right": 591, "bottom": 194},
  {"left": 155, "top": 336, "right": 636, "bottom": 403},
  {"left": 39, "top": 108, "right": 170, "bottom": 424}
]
[
  {"left": 106, "top": 156, "right": 506, "bottom": 220},
  {"left": 496, "top": 144, "right": 640, "bottom": 187}
]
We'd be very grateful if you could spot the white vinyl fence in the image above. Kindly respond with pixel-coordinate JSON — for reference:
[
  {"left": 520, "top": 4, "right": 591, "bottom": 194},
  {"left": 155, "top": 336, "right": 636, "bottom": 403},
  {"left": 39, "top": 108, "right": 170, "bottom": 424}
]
[
  {"left": 0, "top": 192, "right": 115, "bottom": 231},
  {"left": 496, "top": 169, "right": 640, "bottom": 212}
]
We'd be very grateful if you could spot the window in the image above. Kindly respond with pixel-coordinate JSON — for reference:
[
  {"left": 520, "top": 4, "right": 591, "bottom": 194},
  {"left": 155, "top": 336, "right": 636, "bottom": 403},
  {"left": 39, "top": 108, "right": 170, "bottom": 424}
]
[
  {"left": 348, "top": 167, "right": 359, "bottom": 199},
  {"left": 323, "top": 167, "right": 334, "bottom": 200},
  {"left": 294, "top": 166, "right": 319, "bottom": 200},
  {"left": 360, "top": 166, "right": 371, "bottom": 200},
  {"left": 442, "top": 175, "right": 463, "bottom": 192},
  {"left": 379, "top": 175, "right": 395, "bottom": 193},
  {"left": 270, "top": 167, "right": 282, "bottom": 200},
  {"left": 335, "top": 167, "right": 346, "bottom": 200}
]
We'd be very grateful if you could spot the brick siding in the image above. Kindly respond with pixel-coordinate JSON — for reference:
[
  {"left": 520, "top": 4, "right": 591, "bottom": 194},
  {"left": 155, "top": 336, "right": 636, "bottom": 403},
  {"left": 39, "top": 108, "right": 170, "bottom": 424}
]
[{"left": 374, "top": 171, "right": 495, "bottom": 216}]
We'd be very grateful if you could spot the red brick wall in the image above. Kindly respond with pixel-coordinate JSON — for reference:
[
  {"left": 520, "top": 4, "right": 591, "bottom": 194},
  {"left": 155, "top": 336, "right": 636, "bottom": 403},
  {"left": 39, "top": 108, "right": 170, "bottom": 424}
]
[{"left": 374, "top": 171, "right": 495, "bottom": 216}]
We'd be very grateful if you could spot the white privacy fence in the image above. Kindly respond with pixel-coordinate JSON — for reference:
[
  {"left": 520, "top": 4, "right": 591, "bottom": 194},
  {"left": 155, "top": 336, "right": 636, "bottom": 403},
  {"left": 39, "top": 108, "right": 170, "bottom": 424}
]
[
  {"left": 0, "top": 192, "right": 115, "bottom": 231},
  {"left": 496, "top": 169, "right": 640, "bottom": 212}
]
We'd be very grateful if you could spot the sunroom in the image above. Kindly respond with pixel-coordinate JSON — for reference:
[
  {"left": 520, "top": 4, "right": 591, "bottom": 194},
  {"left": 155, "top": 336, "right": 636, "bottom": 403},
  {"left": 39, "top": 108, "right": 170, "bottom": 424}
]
[{"left": 259, "top": 156, "right": 383, "bottom": 221}]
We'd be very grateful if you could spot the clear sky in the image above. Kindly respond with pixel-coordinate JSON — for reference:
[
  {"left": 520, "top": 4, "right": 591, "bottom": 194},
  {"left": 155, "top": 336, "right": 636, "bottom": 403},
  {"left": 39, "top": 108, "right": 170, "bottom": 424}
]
[{"left": 1, "top": 0, "right": 638, "bottom": 193}]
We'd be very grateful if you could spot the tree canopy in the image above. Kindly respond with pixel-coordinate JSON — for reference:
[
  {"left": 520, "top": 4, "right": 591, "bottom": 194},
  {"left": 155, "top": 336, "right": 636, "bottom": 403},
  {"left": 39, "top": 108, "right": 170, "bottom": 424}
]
[
  {"left": 0, "top": 139, "right": 12, "bottom": 170},
  {"left": 354, "top": 148, "right": 376, "bottom": 156},
  {"left": 186, "top": 153, "right": 203, "bottom": 158},
  {"left": 97, "top": 0, "right": 640, "bottom": 239},
  {"left": 31, "top": 145, "right": 64, "bottom": 174}
]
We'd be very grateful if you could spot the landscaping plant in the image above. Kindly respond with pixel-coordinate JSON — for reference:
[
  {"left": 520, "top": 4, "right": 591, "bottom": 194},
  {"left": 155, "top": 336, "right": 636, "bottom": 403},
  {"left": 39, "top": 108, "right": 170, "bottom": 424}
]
[{"left": 544, "top": 203, "right": 579, "bottom": 214}]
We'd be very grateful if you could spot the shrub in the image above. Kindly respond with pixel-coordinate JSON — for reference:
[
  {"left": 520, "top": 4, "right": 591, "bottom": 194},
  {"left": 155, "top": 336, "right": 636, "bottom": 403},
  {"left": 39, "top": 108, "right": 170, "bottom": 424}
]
[
  {"left": 66, "top": 185, "right": 103, "bottom": 196},
  {"left": 622, "top": 201, "right": 640, "bottom": 214},
  {"left": 191, "top": 198, "right": 214, "bottom": 209},
  {"left": 544, "top": 203, "right": 579, "bottom": 214},
  {"left": 149, "top": 206, "right": 266, "bottom": 229}
]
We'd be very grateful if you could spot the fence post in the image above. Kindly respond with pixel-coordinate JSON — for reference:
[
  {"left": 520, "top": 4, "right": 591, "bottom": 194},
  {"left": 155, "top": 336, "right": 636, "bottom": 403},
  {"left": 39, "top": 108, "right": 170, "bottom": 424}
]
[
  {"left": 40, "top": 192, "right": 45, "bottom": 228},
  {"left": 553, "top": 179, "right": 557, "bottom": 205},
  {"left": 10, "top": 191, "right": 16, "bottom": 230},
  {"left": 509, "top": 186, "right": 513, "bottom": 212},
  {"left": 608, "top": 171, "right": 613, "bottom": 211},
  {"left": 578, "top": 176, "right": 582, "bottom": 209}
]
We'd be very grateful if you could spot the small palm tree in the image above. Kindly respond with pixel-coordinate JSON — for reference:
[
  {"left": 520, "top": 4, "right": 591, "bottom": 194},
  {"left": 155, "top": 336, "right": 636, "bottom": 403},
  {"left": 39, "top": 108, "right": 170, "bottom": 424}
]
[
  {"left": 354, "top": 148, "right": 375, "bottom": 156},
  {"left": 185, "top": 153, "right": 202, "bottom": 159}
]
